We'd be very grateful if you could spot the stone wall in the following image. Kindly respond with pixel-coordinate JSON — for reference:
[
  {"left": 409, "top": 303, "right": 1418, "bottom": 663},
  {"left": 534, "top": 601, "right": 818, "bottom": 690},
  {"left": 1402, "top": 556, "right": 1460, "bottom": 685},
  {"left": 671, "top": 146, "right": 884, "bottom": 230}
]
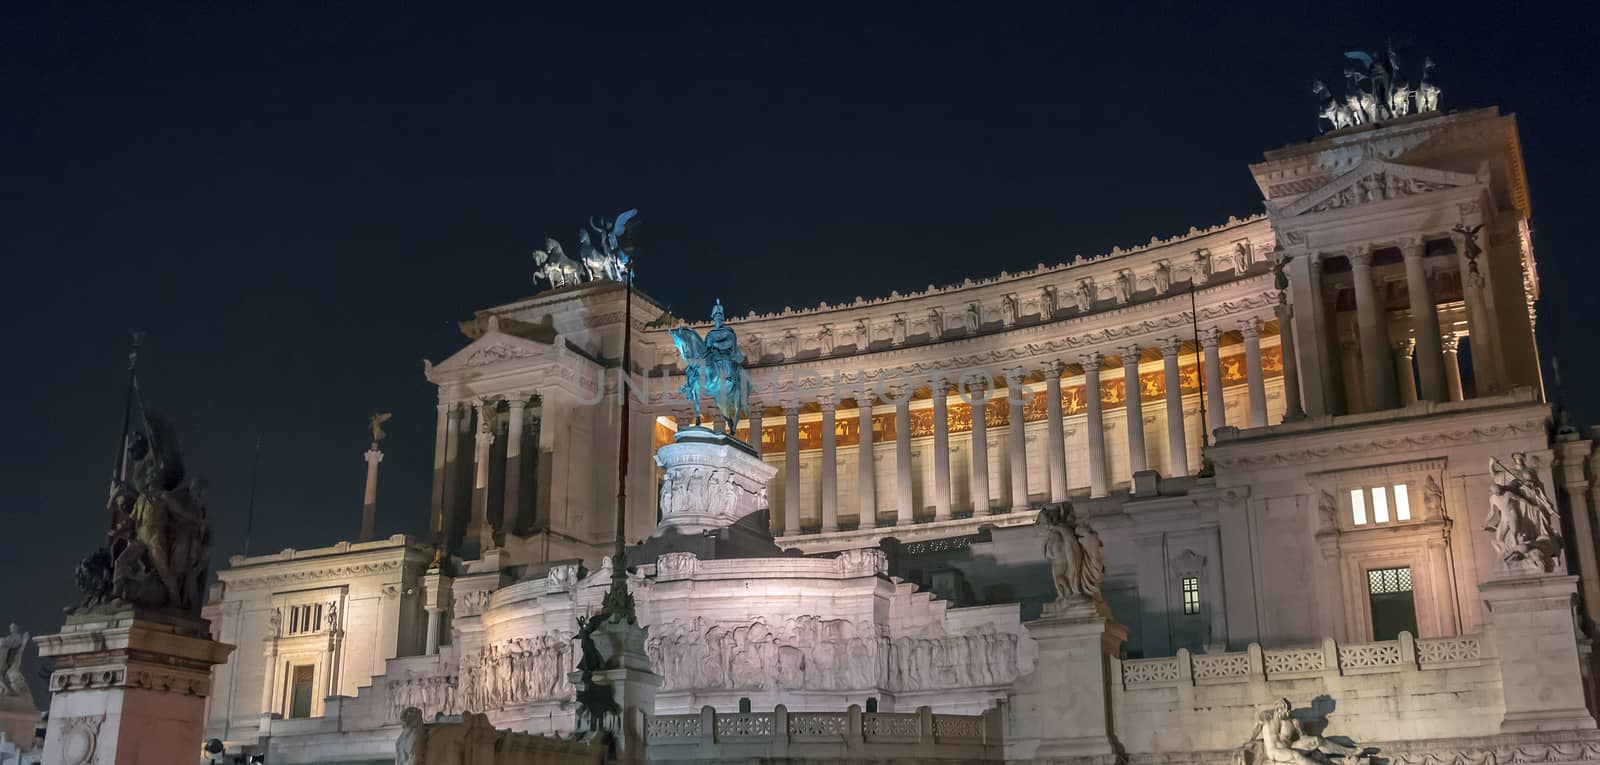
[
  {"left": 644, "top": 703, "right": 1002, "bottom": 762},
  {"left": 1112, "top": 631, "right": 1500, "bottom": 754}
]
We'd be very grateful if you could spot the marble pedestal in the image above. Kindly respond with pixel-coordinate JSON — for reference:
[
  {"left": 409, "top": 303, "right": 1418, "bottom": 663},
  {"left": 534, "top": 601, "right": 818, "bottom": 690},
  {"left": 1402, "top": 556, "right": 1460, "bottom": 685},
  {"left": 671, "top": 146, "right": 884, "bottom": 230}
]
[
  {"left": 35, "top": 610, "right": 234, "bottom": 765},
  {"left": 1480, "top": 573, "right": 1598, "bottom": 733},
  {"left": 1006, "top": 599, "right": 1127, "bottom": 763},
  {"left": 637, "top": 428, "right": 783, "bottom": 562},
  {"left": 0, "top": 695, "right": 39, "bottom": 754},
  {"left": 570, "top": 619, "right": 662, "bottom": 760}
]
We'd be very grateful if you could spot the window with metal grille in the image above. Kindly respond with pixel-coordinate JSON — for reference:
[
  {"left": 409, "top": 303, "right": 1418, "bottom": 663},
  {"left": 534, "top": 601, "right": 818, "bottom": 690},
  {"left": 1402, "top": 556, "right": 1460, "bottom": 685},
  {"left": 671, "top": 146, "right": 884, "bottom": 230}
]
[
  {"left": 1367, "top": 566, "right": 1413, "bottom": 594},
  {"left": 1182, "top": 576, "right": 1200, "bottom": 615}
]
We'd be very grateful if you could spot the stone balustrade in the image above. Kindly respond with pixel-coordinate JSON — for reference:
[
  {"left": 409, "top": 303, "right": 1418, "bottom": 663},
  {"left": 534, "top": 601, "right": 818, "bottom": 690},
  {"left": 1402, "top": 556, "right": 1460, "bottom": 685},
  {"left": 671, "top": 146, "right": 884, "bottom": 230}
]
[
  {"left": 1118, "top": 632, "right": 1484, "bottom": 689},
  {"left": 644, "top": 703, "right": 1003, "bottom": 762}
]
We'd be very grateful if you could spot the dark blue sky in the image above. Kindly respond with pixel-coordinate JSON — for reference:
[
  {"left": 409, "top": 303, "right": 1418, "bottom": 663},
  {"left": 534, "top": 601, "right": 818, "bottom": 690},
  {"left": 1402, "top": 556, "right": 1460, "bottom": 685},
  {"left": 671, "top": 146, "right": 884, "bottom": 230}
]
[{"left": 3, "top": 1, "right": 1596, "bottom": 693}]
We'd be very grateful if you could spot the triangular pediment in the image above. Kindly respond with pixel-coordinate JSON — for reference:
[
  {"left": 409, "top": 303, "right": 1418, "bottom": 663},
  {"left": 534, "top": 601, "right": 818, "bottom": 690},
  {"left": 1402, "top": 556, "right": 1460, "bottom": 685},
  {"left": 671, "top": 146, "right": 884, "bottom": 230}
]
[
  {"left": 1278, "top": 158, "right": 1479, "bottom": 217},
  {"left": 427, "top": 316, "right": 556, "bottom": 379}
]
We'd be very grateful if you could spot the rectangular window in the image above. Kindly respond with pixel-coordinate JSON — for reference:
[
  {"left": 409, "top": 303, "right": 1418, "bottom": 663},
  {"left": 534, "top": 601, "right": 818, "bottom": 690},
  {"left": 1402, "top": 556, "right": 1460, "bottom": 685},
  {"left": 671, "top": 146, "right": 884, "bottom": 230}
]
[
  {"left": 1350, "top": 488, "right": 1367, "bottom": 526},
  {"left": 289, "top": 664, "right": 315, "bottom": 718},
  {"left": 1182, "top": 576, "right": 1200, "bottom": 615},
  {"left": 1393, "top": 484, "right": 1411, "bottom": 521},
  {"left": 1366, "top": 566, "right": 1419, "bottom": 641},
  {"left": 1372, "top": 486, "right": 1390, "bottom": 524}
]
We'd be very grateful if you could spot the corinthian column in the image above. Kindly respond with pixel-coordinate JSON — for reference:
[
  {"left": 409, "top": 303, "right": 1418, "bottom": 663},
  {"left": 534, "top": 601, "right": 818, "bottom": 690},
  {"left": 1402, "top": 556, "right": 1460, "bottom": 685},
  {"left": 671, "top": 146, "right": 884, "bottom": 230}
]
[
  {"left": 857, "top": 396, "right": 877, "bottom": 528},
  {"left": 967, "top": 379, "right": 992, "bottom": 514},
  {"left": 1441, "top": 335, "right": 1465, "bottom": 401},
  {"left": 429, "top": 402, "right": 450, "bottom": 542},
  {"left": 1004, "top": 368, "right": 1030, "bottom": 511},
  {"left": 1121, "top": 347, "right": 1148, "bottom": 477},
  {"left": 361, "top": 446, "right": 383, "bottom": 541},
  {"left": 1241, "top": 320, "right": 1268, "bottom": 427},
  {"left": 501, "top": 394, "right": 529, "bottom": 536},
  {"left": 1394, "top": 340, "right": 1418, "bottom": 406},
  {"left": 1402, "top": 239, "right": 1447, "bottom": 402},
  {"left": 1158, "top": 337, "right": 1189, "bottom": 477},
  {"left": 931, "top": 379, "right": 953, "bottom": 520},
  {"left": 1081, "top": 354, "right": 1108, "bottom": 497},
  {"left": 783, "top": 400, "right": 801, "bottom": 535},
  {"left": 1044, "top": 362, "right": 1069, "bottom": 502},
  {"left": 1200, "top": 328, "right": 1226, "bottom": 437},
  {"left": 1276, "top": 300, "right": 1306, "bottom": 422},
  {"left": 1349, "top": 246, "right": 1397, "bottom": 410},
  {"left": 819, "top": 393, "right": 839, "bottom": 533},
  {"left": 470, "top": 400, "right": 496, "bottom": 550},
  {"left": 893, "top": 387, "right": 914, "bottom": 524}
]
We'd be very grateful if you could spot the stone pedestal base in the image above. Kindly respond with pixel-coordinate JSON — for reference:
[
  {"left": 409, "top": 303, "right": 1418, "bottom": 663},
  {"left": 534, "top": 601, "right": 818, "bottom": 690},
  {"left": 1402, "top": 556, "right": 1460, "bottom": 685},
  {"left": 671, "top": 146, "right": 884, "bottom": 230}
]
[
  {"left": 1481, "top": 573, "right": 1597, "bottom": 733},
  {"left": 653, "top": 428, "right": 778, "bottom": 535},
  {"left": 585, "top": 619, "right": 662, "bottom": 760},
  {"left": 1006, "top": 599, "right": 1127, "bottom": 761},
  {"left": 0, "top": 695, "right": 40, "bottom": 752},
  {"left": 35, "top": 610, "right": 234, "bottom": 765}
]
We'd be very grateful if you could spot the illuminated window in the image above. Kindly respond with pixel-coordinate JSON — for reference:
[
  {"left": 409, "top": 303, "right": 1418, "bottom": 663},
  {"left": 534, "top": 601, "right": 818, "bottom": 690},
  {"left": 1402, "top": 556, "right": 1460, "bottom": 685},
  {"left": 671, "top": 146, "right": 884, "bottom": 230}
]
[
  {"left": 1349, "top": 484, "right": 1415, "bottom": 527},
  {"left": 1182, "top": 576, "right": 1200, "bottom": 615},
  {"left": 1350, "top": 488, "right": 1367, "bottom": 526},
  {"left": 1393, "top": 484, "right": 1411, "bottom": 521},
  {"left": 285, "top": 604, "right": 323, "bottom": 636}
]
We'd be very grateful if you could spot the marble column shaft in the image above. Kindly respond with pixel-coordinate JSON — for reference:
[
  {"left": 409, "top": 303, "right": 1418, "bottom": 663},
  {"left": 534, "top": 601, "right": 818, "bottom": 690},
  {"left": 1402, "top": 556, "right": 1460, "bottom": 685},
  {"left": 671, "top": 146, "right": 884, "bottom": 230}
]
[
  {"left": 470, "top": 401, "right": 495, "bottom": 549},
  {"left": 1402, "top": 241, "right": 1448, "bottom": 402},
  {"left": 1276, "top": 301, "right": 1306, "bottom": 422},
  {"left": 1081, "top": 355, "right": 1108, "bottom": 497},
  {"left": 1044, "top": 364, "right": 1069, "bottom": 502},
  {"left": 1241, "top": 321, "right": 1269, "bottom": 427},
  {"left": 429, "top": 403, "right": 450, "bottom": 540},
  {"left": 748, "top": 409, "right": 763, "bottom": 455},
  {"left": 1121, "top": 347, "right": 1148, "bottom": 477},
  {"left": 819, "top": 395, "right": 839, "bottom": 533},
  {"left": 968, "top": 383, "right": 992, "bottom": 513},
  {"left": 1200, "top": 328, "right": 1226, "bottom": 438},
  {"left": 502, "top": 395, "right": 527, "bottom": 535},
  {"left": 1442, "top": 335, "right": 1465, "bottom": 401},
  {"left": 1159, "top": 338, "right": 1189, "bottom": 477},
  {"left": 361, "top": 447, "right": 383, "bottom": 542},
  {"left": 441, "top": 403, "right": 463, "bottom": 543},
  {"left": 1005, "top": 369, "right": 1030, "bottom": 511},
  {"left": 932, "top": 381, "right": 953, "bottom": 520},
  {"left": 783, "top": 402, "right": 801, "bottom": 535},
  {"left": 1395, "top": 340, "right": 1419, "bottom": 405},
  {"left": 1349, "top": 247, "right": 1397, "bottom": 410},
  {"left": 894, "top": 391, "right": 914, "bottom": 523},
  {"left": 857, "top": 398, "right": 877, "bottom": 528}
]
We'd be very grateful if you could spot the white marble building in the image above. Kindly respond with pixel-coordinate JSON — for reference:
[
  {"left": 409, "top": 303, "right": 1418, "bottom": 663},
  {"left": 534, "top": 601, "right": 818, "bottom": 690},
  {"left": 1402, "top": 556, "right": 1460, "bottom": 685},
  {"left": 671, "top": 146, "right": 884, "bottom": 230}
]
[{"left": 198, "top": 103, "right": 1600, "bottom": 763}]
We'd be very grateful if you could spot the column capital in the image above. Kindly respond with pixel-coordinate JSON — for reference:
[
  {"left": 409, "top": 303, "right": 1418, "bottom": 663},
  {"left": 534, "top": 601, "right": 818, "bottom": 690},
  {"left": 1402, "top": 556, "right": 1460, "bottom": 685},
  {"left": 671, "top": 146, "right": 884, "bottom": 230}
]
[
  {"left": 475, "top": 431, "right": 495, "bottom": 448},
  {"left": 1394, "top": 338, "right": 1416, "bottom": 356},
  {"left": 1440, "top": 334, "right": 1460, "bottom": 352},
  {"left": 1118, "top": 345, "right": 1143, "bottom": 364},
  {"left": 1079, "top": 352, "right": 1103, "bottom": 372},
  {"left": 1046, "top": 359, "right": 1069, "bottom": 376},
  {"left": 365, "top": 448, "right": 385, "bottom": 464},
  {"left": 1239, "top": 319, "right": 1262, "bottom": 340},
  {"left": 817, "top": 392, "right": 837, "bottom": 410},
  {"left": 1397, "top": 237, "right": 1425, "bottom": 258},
  {"left": 780, "top": 399, "right": 802, "bottom": 416},
  {"left": 889, "top": 386, "right": 912, "bottom": 407},
  {"left": 1157, "top": 336, "right": 1184, "bottom": 357},
  {"left": 1346, "top": 245, "right": 1374, "bottom": 268},
  {"left": 1002, "top": 366, "right": 1027, "bottom": 384},
  {"left": 505, "top": 392, "right": 533, "bottom": 409},
  {"left": 1200, "top": 326, "right": 1223, "bottom": 349}
]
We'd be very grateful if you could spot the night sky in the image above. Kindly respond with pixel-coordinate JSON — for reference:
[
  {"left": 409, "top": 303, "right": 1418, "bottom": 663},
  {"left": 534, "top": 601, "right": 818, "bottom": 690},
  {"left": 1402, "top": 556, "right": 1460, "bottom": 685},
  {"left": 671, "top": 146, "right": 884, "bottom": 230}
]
[{"left": 4, "top": 2, "right": 1597, "bottom": 701}]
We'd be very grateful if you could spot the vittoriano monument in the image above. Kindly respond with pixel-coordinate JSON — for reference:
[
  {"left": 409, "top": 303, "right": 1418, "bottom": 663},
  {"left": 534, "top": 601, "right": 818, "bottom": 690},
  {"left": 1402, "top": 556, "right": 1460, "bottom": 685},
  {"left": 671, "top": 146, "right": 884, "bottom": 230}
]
[
  {"left": 531, "top": 209, "right": 637, "bottom": 289},
  {"left": 669, "top": 299, "right": 752, "bottom": 436}
]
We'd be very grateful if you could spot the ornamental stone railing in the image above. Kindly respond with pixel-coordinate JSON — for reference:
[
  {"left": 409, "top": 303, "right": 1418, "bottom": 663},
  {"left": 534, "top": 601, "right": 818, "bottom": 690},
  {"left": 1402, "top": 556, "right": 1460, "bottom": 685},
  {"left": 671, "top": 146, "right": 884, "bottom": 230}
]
[
  {"left": 644, "top": 703, "right": 1003, "bottom": 762},
  {"left": 1118, "top": 631, "right": 1487, "bottom": 689}
]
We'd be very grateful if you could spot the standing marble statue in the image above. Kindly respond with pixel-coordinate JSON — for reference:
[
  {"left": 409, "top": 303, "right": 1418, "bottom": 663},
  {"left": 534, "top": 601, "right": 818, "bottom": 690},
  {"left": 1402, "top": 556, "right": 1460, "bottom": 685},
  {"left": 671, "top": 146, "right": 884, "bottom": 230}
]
[
  {"left": 670, "top": 300, "right": 752, "bottom": 434},
  {"left": 1038, "top": 503, "right": 1104, "bottom": 608},
  {"left": 395, "top": 706, "right": 425, "bottom": 765},
  {"left": 1234, "top": 698, "right": 1375, "bottom": 765},
  {"left": 0, "top": 624, "right": 29, "bottom": 699},
  {"left": 1485, "top": 453, "right": 1563, "bottom": 572}
]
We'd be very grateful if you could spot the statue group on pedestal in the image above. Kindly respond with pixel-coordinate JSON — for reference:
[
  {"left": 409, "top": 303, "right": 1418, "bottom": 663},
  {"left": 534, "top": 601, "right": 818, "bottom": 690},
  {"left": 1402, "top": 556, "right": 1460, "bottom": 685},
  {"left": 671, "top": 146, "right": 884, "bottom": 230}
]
[
  {"left": 669, "top": 299, "right": 752, "bottom": 434},
  {"left": 1234, "top": 698, "right": 1377, "bottom": 765},
  {"left": 1485, "top": 453, "right": 1563, "bottom": 573},
  {"left": 531, "top": 210, "right": 638, "bottom": 289},
  {"left": 75, "top": 412, "right": 211, "bottom": 616},
  {"left": 1037, "top": 503, "right": 1105, "bottom": 609},
  {"left": 1314, "top": 47, "right": 1441, "bottom": 131}
]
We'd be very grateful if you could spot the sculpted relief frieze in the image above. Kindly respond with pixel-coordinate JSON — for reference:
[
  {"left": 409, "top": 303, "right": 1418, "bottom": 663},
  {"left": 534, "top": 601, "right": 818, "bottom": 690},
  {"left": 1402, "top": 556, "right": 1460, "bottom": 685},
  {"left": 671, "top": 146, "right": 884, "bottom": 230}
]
[
  {"left": 644, "top": 615, "right": 1022, "bottom": 694},
  {"left": 387, "top": 631, "right": 576, "bottom": 722}
]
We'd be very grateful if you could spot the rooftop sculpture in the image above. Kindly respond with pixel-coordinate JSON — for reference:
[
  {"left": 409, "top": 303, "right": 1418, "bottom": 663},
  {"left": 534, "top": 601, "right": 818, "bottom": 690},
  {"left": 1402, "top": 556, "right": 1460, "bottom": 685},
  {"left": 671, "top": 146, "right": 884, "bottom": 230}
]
[
  {"left": 1315, "top": 47, "right": 1441, "bottom": 132},
  {"left": 532, "top": 209, "right": 639, "bottom": 289}
]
